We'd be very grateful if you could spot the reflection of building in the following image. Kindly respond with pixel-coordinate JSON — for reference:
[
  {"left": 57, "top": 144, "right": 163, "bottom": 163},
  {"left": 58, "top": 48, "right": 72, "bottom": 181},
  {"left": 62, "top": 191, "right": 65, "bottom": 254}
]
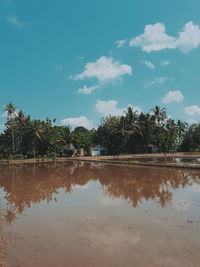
[{"left": 89, "top": 144, "right": 108, "bottom": 156}]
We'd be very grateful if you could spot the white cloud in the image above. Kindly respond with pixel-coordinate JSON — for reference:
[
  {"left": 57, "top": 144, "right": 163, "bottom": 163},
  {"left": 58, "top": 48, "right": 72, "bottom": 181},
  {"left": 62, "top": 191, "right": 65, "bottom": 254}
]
[
  {"left": 160, "top": 60, "right": 171, "bottom": 66},
  {"left": 172, "top": 200, "right": 191, "bottom": 211},
  {"left": 177, "top": 22, "right": 200, "bottom": 53},
  {"left": 130, "top": 21, "right": 200, "bottom": 53},
  {"left": 190, "top": 184, "right": 200, "bottom": 193},
  {"left": 73, "top": 56, "right": 132, "bottom": 83},
  {"left": 141, "top": 60, "right": 155, "bottom": 69},
  {"left": 77, "top": 85, "right": 98, "bottom": 95},
  {"left": 61, "top": 116, "right": 92, "bottom": 129},
  {"left": 185, "top": 105, "right": 200, "bottom": 116},
  {"left": 55, "top": 64, "right": 63, "bottom": 71},
  {"left": 162, "top": 90, "right": 184, "bottom": 104},
  {"left": 7, "top": 15, "right": 24, "bottom": 28},
  {"left": 116, "top": 39, "right": 126, "bottom": 48},
  {"left": 98, "top": 194, "right": 122, "bottom": 206},
  {"left": 130, "top": 22, "right": 176, "bottom": 52},
  {"left": 95, "top": 100, "right": 141, "bottom": 117},
  {"left": 74, "top": 183, "right": 90, "bottom": 190},
  {"left": 145, "top": 77, "right": 172, "bottom": 88}
]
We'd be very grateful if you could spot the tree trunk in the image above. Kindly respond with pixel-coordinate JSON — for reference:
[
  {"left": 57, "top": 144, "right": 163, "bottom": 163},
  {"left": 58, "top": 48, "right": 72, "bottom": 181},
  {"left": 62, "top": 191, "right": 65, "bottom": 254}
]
[{"left": 11, "top": 120, "right": 15, "bottom": 155}]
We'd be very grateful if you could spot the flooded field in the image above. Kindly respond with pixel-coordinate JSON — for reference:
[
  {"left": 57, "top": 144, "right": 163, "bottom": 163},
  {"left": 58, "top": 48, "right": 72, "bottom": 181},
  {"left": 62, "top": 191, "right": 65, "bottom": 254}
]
[
  {"left": 0, "top": 161, "right": 200, "bottom": 267},
  {"left": 111, "top": 157, "right": 200, "bottom": 164}
]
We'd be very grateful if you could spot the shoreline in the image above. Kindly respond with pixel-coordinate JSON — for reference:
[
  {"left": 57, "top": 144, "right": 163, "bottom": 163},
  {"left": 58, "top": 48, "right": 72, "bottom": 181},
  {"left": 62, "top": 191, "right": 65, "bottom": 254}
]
[{"left": 0, "top": 153, "right": 200, "bottom": 169}]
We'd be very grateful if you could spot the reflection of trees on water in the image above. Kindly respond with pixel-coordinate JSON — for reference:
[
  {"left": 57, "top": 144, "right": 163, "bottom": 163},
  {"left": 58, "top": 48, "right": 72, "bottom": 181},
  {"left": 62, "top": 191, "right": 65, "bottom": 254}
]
[
  {"left": 0, "top": 162, "right": 200, "bottom": 224},
  {"left": 0, "top": 211, "right": 6, "bottom": 267},
  {"left": 99, "top": 166, "right": 199, "bottom": 207}
]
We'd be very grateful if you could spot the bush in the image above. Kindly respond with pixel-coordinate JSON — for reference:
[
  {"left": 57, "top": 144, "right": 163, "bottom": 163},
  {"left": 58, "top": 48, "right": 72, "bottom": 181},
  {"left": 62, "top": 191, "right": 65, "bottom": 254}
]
[
  {"left": 13, "top": 154, "right": 24, "bottom": 160},
  {"left": 9, "top": 154, "right": 14, "bottom": 160},
  {"left": 44, "top": 152, "right": 58, "bottom": 158}
]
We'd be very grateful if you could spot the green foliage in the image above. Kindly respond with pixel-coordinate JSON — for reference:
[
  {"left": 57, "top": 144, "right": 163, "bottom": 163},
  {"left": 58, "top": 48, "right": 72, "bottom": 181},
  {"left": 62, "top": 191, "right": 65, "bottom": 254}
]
[
  {"left": 0, "top": 103, "right": 198, "bottom": 159},
  {"left": 94, "top": 106, "right": 195, "bottom": 154},
  {"left": 72, "top": 127, "right": 95, "bottom": 153},
  {"left": 181, "top": 124, "right": 200, "bottom": 152}
]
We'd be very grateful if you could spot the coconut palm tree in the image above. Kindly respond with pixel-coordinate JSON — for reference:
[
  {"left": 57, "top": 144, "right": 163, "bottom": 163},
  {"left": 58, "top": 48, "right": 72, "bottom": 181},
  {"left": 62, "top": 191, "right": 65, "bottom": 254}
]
[
  {"left": 151, "top": 106, "right": 167, "bottom": 152},
  {"left": 151, "top": 105, "right": 167, "bottom": 126},
  {"left": 30, "top": 120, "right": 43, "bottom": 158},
  {"left": 4, "top": 102, "right": 17, "bottom": 155},
  {"left": 15, "top": 110, "right": 27, "bottom": 153},
  {"left": 176, "top": 120, "right": 188, "bottom": 148},
  {"left": 115, "top": 107, "right": 143, "bottom": 153}
]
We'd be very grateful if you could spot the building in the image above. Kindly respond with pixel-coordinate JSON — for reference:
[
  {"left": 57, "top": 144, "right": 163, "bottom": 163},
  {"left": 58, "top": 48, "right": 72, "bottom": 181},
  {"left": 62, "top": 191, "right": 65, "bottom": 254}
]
[{"left": 89, "top": 144, "right": 108, "bottom": 156}]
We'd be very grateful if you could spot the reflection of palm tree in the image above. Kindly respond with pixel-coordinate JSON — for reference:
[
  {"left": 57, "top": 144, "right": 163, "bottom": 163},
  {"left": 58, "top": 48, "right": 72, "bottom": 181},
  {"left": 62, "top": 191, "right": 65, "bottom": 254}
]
[
  {"left": 4, "top": 209, "right": 16, "bottom": 225},
  {"left": 0, "top": 211, "right": 6, "bottom": 267},
  {"left": 0, "top": 163, "right": 200, "bottom": 217}
]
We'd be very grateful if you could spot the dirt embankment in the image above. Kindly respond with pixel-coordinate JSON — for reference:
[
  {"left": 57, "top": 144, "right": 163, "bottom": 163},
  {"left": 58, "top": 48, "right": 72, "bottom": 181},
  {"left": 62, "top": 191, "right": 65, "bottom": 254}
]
[{"left": 0, "top": 153, "right": 200, "bottom": 169}]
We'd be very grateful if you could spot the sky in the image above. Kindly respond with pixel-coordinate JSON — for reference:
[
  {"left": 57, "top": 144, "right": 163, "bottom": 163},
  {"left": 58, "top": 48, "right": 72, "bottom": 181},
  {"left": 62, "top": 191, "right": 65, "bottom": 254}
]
[{"left": 1, "top": 0, "right": 200, "bottom": 130}]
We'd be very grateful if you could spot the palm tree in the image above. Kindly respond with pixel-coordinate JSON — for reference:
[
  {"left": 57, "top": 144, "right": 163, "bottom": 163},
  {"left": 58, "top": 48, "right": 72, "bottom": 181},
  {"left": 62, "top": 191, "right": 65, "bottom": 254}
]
[
  {"left": 4, "top": 102, "right": 17, "bottom": 155},
  {"left": 125, "top": 106, "right": 138, "bottom": 124},
  {"left": 164, "top": 118, "right": 177, "bottom": 151},
  {"left": 31, "top": 120, "right": 43, "bottom": 158},
  {"left": 176, "top": 120, "right": 188, "bottom": 148},
  {"left": 151, "top": 106, "right": 167, "bottom": 152},
  {"left": 115, "top": 107, "right": 143, "bottom": 153},
  {"left": 151, "top": 105, "right": 167, "bottom": 126},
  {"left": 139, "top": 112, "right": 155, "bottom": 152},
  {"left": 15, "top": 110, "right": 27, "bottom": 153}
]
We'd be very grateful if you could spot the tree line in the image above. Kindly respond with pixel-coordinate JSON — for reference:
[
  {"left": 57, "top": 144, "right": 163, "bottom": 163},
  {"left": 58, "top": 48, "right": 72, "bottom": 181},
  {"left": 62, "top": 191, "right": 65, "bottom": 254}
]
[{"left": 0, "top": 102, "right": 199, "bottom": 159}]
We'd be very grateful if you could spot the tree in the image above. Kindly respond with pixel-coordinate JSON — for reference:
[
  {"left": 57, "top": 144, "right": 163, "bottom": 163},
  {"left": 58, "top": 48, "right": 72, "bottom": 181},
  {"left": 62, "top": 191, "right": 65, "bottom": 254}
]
[
  {"left": 137, "top": 112, "right": 155, "bottom": 153},
  {"left": 181, "top": 123, "right": 200, "bottom": 152},
  {"left": 176, "top": 120, "right": 188, "bottom": 150},
  {"left": 151, "top": 105, "right": 167, "bottom": 125},
  {"left": 72, "top": 126, "right": 94, "bottom": 154},
  {"left": 151, "top": 106, "right": 167, "bottom": 152},
  {"left": 94, "top": 116, "right": 122, "bottom": 154},
  {"left": 30, "top": 120, "right": 43, "bottom": 158},
  {"left": 0, "top": 101, "right": 198, "bottom": 159},
  {"left": 4, "top": 102, "right": 17, "bottom": 155}
]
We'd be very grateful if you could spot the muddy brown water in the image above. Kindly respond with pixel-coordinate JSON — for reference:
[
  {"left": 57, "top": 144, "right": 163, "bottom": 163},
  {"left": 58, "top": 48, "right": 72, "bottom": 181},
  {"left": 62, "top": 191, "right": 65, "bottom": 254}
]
[{"left": 0, "top": 161, "right": 200, "bottom": 267}]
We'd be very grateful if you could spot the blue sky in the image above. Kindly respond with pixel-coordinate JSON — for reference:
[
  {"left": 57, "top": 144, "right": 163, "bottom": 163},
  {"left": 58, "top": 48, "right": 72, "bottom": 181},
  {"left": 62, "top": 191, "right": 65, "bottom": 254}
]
[{"left": 1, "top": 0, "right": 200, "bottom": 129}]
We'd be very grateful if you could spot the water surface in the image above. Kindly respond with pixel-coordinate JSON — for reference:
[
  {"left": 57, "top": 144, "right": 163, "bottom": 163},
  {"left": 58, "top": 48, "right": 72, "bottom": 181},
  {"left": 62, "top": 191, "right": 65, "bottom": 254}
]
[
  {"left": 112, "top": 157, "right": 200, "bottom": 164},
  {"left": 0, "top": 161, "right": 200, "bottom": 267}
]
